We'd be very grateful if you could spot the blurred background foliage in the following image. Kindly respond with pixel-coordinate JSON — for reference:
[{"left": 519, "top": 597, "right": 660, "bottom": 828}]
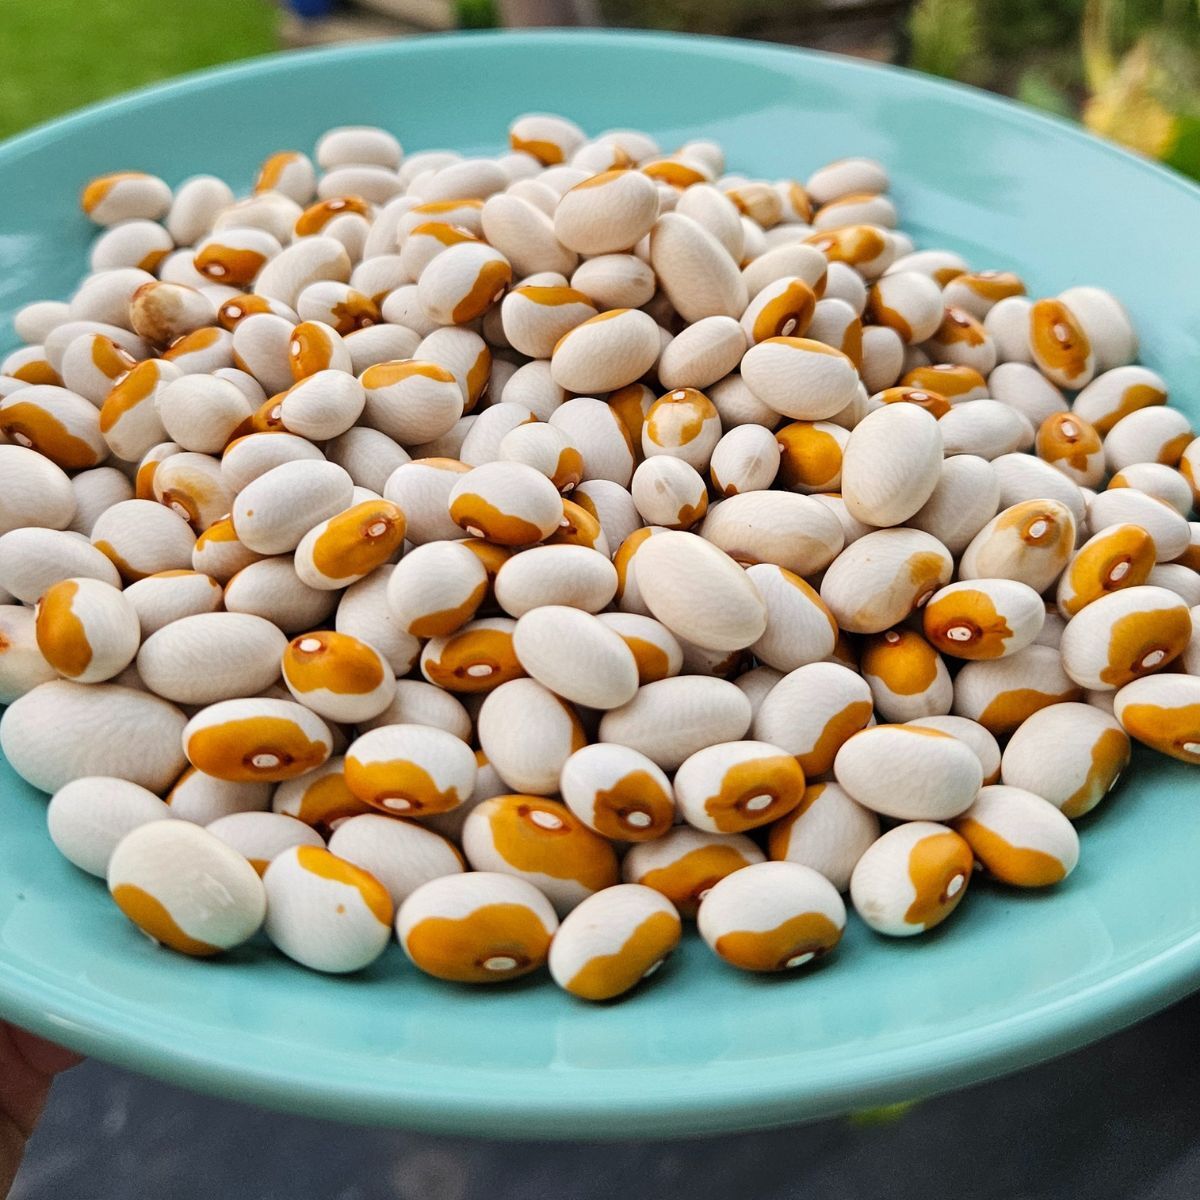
[
  {"left": 1, "top": 0, "right": 1197, "bottom": 179},
  {"left": 903, "top": 0, "right": 1200, "bottom": 179}
]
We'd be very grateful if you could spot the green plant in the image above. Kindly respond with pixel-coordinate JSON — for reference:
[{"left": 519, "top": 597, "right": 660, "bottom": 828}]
[
  {"left": 907, "top": 0, "right": 985, "bottom": 82},
  {"left": 456, "top": 0, "right": 499, "bottom": 28}
]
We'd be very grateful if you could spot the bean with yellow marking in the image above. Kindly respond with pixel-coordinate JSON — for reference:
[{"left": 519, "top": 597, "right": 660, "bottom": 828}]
[
  {"left": 107, "top": 820, "right": 266, "bottom": 956},
  {"left": 622, "top": 826, "right": 764, "bottom": 919},
  {"left": 294, "top": 499, "right": 405, "bottom": 591},
  {"left": 859, "top": 627, "right": 953, "bottom": 722},
  {"left": 343, "top": 723, "right": 476, "bottom": 817},
  {"left": 699, "top": 861, "right": 845, "bottom": 972},
  {"left": 850, "top": 821, "right": 974, "bottom": 937},
  {"left": 1113, "top": 674, "right": 1200, "bottom": 763},
  {"left": 398, "top": 870, "right": 558, "bottom": 983},
  {"left": 768, "top": 781, "right": 880, "bottom": 893},
  {"left": 1060, "top": 585, "right": 1191, "bottom": 691},
  {"left": 954, "top": 785, "right": 1079, "bottom": 887},
  {"left": 1001, "top": 702, "right": 1130, "bottom": 818},
  {"left": 448, "top": 461, "right": 563, "bottom": 547},
  {"left": 183, "top": 697, "right": 332, "bottom": 783},
  {"left": 549, "top": 884, "right": 682, "bottom": 1000},
  {"left": 264, "top": 844, "right": 393, "bottom": 974},
  {"left": 675, "top": 740, "right": 805, "bottom": 834},
  {"left": 35, "top": 577, "right": 140, "bottom": 684},
  {"left": 923, "top": 578, "right": 1045, "bottom": 661},
  {"left": 462, "top": 794, "right": 619, "bottom": 915},
  {"left": 1056, "top": 523, "right": 1158, "bottom": 618},
  {"left": 953, "top": 644, "right": 1083, "bottom": 736},
  {"left": 282, "top": 630, "right": 396, "bottom": 723},
  {"left": 272, "top": 756, "right": 374, "bottom": 834}
]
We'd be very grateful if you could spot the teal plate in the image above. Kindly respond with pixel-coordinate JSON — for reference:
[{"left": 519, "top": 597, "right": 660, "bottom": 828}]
[{"left": 2, "top": 30, "right": 1200, "bottom": 1140}]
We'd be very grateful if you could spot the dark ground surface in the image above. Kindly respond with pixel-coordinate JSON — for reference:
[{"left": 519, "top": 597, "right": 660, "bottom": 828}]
[{"left": 12, "top": 992, "right": 1200, "bottom": 1199}]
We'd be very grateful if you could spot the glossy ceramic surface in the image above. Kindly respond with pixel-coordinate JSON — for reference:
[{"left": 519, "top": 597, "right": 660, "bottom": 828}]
[{"left": 1, "top": 31, "right": 1199, "bottom": 1139}]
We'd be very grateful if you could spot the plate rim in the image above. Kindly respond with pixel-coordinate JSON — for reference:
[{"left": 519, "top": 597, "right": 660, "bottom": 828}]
[{"left": 2, "top": 28, "right": 1200, "bottom": 1137}]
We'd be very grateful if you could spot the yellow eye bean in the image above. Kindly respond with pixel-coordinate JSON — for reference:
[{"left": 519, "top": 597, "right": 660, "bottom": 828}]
[
  {"left": 859, "top": 628, "right": 953, "bottom": 722},
  {"left": 622, "top": 826, "right": 763, "bottom": 919},
  {"left": 850, "top": 820, "right": 973, "bottom": 937}
]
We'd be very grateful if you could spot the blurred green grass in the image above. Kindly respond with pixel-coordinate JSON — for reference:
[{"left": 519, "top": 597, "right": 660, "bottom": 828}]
[{"left": 0, "top": 0, "right": 278, "bottom": 139}]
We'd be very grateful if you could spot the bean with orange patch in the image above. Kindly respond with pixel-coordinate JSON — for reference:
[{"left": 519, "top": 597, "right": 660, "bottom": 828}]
[
  {"left": 1035, "top": 411, "right": 1104, "bottom": 487},
  {"left": 629, "top": 456, "right": 708, "bottom": 530},
  {"left": 768, "top": 781, "right": 880, "bottom": 893},
  {"left": 343, "top": 722, "right": 476, "bottom": 818},
  {"left": 926, "top": 305, "right": 998, "bottom": 375},
  {"left": 939, "top": 269, "right": 1025, "bottom": 319},
  {"left": 1060, "top": 584, "right": 1191, "bottom": 691},
  {"left": 1001, "top": 702, "right": 1131, "bottom": 818},
  {"left": 287, "top": 320, "right": 351, "bottom": 381},
  {"left": 448, "top": 461, "right": 563, "bottom": 546},
  {"left": 859, "top": 627, "right": 953, "bottom": 722},
  {"left": 398, "top": 870, "right": 558, "bottom": 983},
  {"left": 813, "top": 191, "right": 897, "bottom": 231},
  {"left": 360, "top": 360, "right": 465, "bottom": 446},
  {"left": 867, "top": 271, "right": 944, "bottom": 343},
  {"left": 420, "top": 616, "right": 524, "bottom": 694},
  {"left": 1113, "top": 674, "right": 1200, "bottom": 763},
  {"left": 1107, "top": 463, "right": 1192, "bottom": 517},
  {"left": 901, "top": 363, "right": 989, "bottom": 402},
  {"left": 804, "top": 224, "right": 895, "bottom": 278},
  {"left": 498, "top": 422, "right": 584, "bottom": 495},
  {"left": 386, "top": 539, "right": 487, "bottom": 638},
  {"left": 81, "top": 172, "right": 172, "bottom": 225},
  {"left": 461, "top": 794, "right": 619, "bottom": 915},
  {"left": 107, "top": 820, "right": 266, "bottom": 957},
  {"left": 1104, "top": 406, "right": 1193, "bottom": 475},
  {"left": 741, "top": 335, "right": 860, "bottom": 422},
  {"left": 549, "top": 884, "right": 682, "bottom": 1000},
  {"left": 820, "top": 527, "right": 952, "bottom": 635},
  {"left": 1029, "top": 298, "right": 1095, "bottom": 388},
  {"left": 1073, "top": 365, "right": 1168, "bottom": 435},
  {"left": 959, "top": 499, "right": 1076, "bottom": 594},
  {"left": 550, "top": 308, "right": 662, "bottom": 395},
  {"left": 57, "top": 330, "right": 138, "bottom": 404},
  {"left": 751, "top": 660, "right": 873, "bottom": 777},
  {"left": 1056, "top": 523, "right": 1158, "bottom": 618},
  {"left": 294, "top": 279, "right": 380, "bottom": 337},
  {"left": 884, "top": 248, "right": 967, "bottom": 287},
  {"left": 417, "top": 242, "right": 512, "bottom": 326},
  {"left": 272, "top": 756, "right": 373, "bottom": 833},
  {"left": 871, "top": 385, "right": 951, "bottom": 419},
  {"left": 559, "top": 742, "right": 675, "bottom": 841},
  {"left": 775, "top": 419, "right": 849, "bottom": 494},
  {"left": 923, "top": 578, "right": 1046, "bottom": 661},
  {"left": 953, "top": 643, "right": 1083, "bottom": 736},
  {"left": 1088, "top": 488, "right": 1190, "bottom": 563},
  {"left": 293, "top": 499, "right": 405, "bottom": 591},
  {"left": 674, "top": 739, "right": 805, "bottom": 834},
  {"left": 622, "top": 826, "right": 764, "bottom": 919},
  {"left": 193, "top": 228, "right": 282, "bottom": 287},
  {"left": 2, "top": 344, "right": 62, "bottom": 388},
  {"left": 850, "top": 820, "right": 974, "bottom": 937},
  {"left": 263, "top": 844, "right": 393, "bottom": 974},
  {"left": 698, "top": 860, "right": 845, "bottom": 972},
  {"left": 34, "top": 577, "right": 139, "bottom": 684},
  {"left": 282, "top": 630, "right": 395, "bottom": 723},
  {"left": 183, "top": 697, "right": 331, "bottom": 783},
  {"left": 954, "top": 785, "right": 1079, "bottom": 887},
  {"left": 0, "top": 384, "right": 106, "bottom": 470}
]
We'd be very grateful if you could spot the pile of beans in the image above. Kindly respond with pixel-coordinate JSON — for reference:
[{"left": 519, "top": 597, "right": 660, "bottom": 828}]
[{"left": 1, "top": 113, "right": 1198, "bottom": 1000}]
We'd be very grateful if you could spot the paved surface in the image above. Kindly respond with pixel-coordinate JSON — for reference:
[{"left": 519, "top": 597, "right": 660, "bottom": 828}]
[{"left": 13, "top": 994, "right": 1200, "bottom": 1199}]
